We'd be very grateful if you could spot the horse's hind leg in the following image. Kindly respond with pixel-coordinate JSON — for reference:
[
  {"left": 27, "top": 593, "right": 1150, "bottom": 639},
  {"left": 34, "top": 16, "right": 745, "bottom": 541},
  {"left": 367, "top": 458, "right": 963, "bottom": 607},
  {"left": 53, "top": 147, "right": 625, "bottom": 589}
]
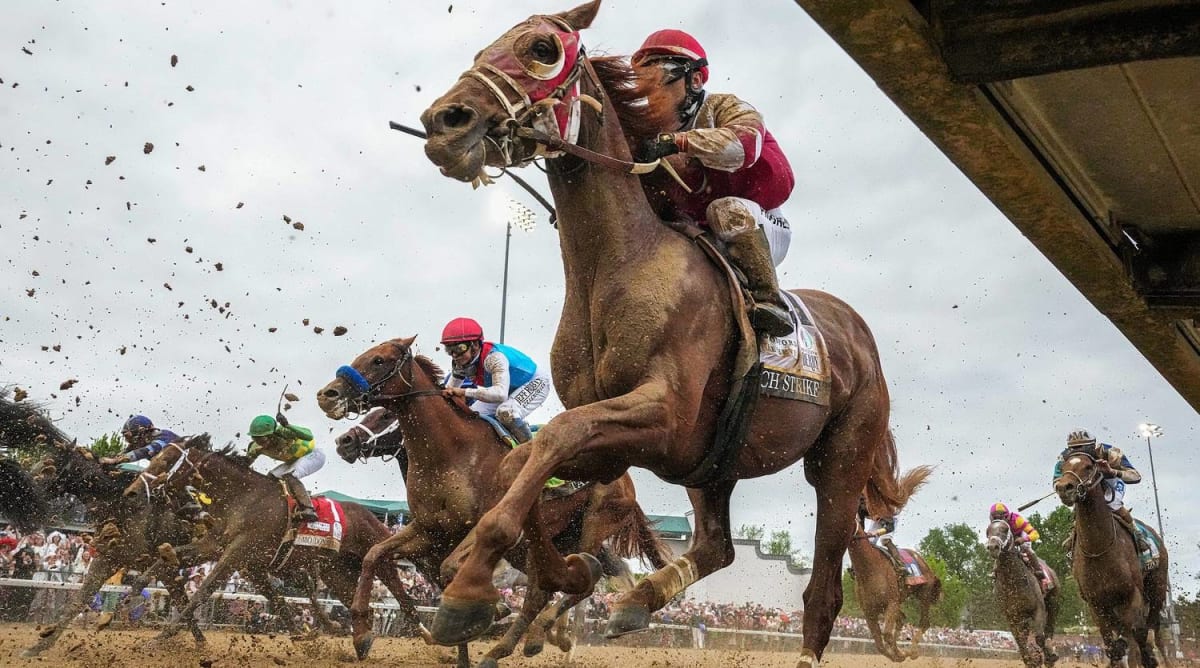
[
  {"left": 907, "top": 595, "right": 931, "bottom": 658},
  {"left": 21, "top": 550, "right": 123, "bottom": 657},
  {"left": 865, "top": 612, "right": 902, "bottom": 662}
]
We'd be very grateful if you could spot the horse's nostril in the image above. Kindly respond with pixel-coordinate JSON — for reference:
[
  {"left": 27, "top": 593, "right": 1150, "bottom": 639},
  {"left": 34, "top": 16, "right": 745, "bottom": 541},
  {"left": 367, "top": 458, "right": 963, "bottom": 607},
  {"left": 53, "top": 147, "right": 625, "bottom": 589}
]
[
  {"left": 323, "top": 389, "right": 340, "bottom": 399},
  {"left": 433, "top": 104, "right": 477, "bottom": 132}
]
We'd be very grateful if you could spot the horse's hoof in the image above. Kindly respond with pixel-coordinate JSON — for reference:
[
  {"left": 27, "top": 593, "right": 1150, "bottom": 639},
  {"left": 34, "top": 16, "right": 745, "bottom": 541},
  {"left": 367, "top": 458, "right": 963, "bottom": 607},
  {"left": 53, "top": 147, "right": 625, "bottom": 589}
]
[
  {"left": 604, "top": 604, "right": 650, "bottom": 638},
  {"left": 567, "top": 552, "right": 603, "bottom": 590},
  {"left": 796, "top": 648, "right": 821, "bottom": 667},
  {"left": 475, "top": 659, "right": 499, "bottom": 668},
  {"left": 522, "top": 640, "right": 544, "bottom": 657},
  {"left": 20, "top": 647, "right": 44, "bottom": 659},
  {"left": 430, "top": 597, "right": 496, "bottom": 645},
  {"left": 353, "top": 632, "right": 373, "bottom": 660}
]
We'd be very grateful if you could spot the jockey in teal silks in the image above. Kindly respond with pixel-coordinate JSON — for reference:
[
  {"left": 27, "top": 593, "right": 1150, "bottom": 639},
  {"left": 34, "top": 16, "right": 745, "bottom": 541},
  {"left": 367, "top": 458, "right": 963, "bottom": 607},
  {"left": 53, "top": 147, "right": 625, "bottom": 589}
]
[{"left": 439, "top": 317, "right": 550, "bottom": 444}]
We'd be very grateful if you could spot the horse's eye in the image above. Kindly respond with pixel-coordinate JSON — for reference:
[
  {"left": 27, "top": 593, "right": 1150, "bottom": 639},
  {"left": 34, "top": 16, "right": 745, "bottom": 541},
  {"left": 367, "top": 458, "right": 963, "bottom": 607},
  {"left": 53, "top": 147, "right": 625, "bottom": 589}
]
[
  {"left": 372, "top": 357, "right": 384, "bottom": 366},
  {"left": 531, "top": 39, "right": 556, "bottom": 64}
]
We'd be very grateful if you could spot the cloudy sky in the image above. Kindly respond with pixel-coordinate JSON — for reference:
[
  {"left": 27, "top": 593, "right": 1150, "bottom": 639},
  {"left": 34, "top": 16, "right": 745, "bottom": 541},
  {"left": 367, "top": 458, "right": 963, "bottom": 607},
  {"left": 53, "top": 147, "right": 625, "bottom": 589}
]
[{"left": 4, "top": 1, "right": 1198, "bottom": 594}]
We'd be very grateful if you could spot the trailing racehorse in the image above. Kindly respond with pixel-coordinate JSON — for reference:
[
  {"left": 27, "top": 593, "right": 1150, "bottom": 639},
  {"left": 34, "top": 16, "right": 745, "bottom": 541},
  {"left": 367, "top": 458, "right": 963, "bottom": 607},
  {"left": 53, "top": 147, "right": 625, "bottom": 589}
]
[
  {"left": 319, "top": 339, "right": 672, "bottom": 668},
  {"left": 0, "top": 394, "right": 207, "bottom": 657},
  {"left": 122, "top": 435, "right": 425, "bottom": 658},
  {"left": 416, "top": 3, "right": 925, "bottom": 663},
  {"left": 846, "top": 471, "right": 938, "bottom": 662},
  {"left": 1054, "top": 447, "right": 1170, "bottom": 667},
  {"left": 986, "top": 519, "right": 1060, "bottom": 667}
]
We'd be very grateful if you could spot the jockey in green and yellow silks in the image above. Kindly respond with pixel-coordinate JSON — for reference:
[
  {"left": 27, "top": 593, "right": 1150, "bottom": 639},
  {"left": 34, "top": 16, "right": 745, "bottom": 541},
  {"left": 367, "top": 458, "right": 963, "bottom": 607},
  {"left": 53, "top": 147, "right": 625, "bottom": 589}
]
[{"left": 246, "top": 415, "right": 325, "bottom": 522}]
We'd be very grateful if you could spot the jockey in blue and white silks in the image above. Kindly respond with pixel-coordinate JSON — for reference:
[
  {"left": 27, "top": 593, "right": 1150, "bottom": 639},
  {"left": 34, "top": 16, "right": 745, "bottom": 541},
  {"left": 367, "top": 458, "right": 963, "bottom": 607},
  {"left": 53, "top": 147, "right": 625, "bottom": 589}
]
[
  {"left": 1055, "top": 429, "right": 1150, "bottom": 553},
  {"left": 101, "top": 415, "right": 180, "bottom": 465},
  {"left": 440, "top": 317, "right": 550, "bottom": 443}
]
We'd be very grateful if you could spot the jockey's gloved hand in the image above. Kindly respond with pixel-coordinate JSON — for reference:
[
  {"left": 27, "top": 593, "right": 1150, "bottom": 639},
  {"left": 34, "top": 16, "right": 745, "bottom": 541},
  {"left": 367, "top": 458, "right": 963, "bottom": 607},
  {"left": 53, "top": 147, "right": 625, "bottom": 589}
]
[
  {"left": 275, "top": 412, "right": 289, "bottom": 428},
  {"left": 640, "top": 133, "right": 682, "bottom": 162}
]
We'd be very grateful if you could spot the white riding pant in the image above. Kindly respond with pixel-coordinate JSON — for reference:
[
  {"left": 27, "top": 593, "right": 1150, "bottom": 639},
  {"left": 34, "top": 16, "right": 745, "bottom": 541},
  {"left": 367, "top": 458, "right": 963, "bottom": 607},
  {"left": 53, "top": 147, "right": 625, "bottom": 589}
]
[
  {"left": 269, "top": 448, "right": 326, "bottom": 479},
  {"left": 707, "top": 197, "right": 793, "bottom": 267},
  {"left": 471, "top": 367, "right": 552, "bottom": 424},
  {"left": 1102, "top": 478, "right": 1127, "bottom": 511},
  {"left": 866, "top": 518, "right": 896, "bottom": 546}
]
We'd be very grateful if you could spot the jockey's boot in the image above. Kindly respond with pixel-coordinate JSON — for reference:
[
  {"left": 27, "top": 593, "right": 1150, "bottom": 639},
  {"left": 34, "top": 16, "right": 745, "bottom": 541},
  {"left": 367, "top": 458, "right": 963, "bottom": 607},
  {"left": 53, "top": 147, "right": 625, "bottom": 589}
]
[
  {"left": 284, "top": 474, "right": 318, "bottom": 523},
  {"left": 882, "top": 539, "right": 908, "bottom": 579},
  {"left": 503, "top": 416, "right": 534, "bottom": 444},
  {"left": 1114, "top": 506, "right": 1151, "bottom": 554},
  {"left": 724, "top": 228, "right": 794, "bottom": 338}
]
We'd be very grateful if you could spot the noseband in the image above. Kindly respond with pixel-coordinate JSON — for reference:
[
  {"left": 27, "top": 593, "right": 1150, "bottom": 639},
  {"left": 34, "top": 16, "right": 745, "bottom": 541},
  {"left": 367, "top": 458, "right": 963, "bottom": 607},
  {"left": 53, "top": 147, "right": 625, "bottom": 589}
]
[
  {"left": 335, "top": 345, "right": 443, "bottom": 417},
  {"left": 346, "top": 418, "right": 402, "bottom": 463},
  {"left": 987, "top": 519, "right": 1014, "bottom": 552}
]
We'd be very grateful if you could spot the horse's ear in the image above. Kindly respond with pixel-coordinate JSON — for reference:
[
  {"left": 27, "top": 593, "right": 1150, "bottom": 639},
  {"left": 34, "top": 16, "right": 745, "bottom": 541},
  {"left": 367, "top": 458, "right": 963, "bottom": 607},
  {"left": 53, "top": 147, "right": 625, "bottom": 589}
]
[
  {"left": 554, "top": 0, "right": 600, "bottom": 31},
  {"left": 397, "top": 335, "right": 417, "bottom": 348}
]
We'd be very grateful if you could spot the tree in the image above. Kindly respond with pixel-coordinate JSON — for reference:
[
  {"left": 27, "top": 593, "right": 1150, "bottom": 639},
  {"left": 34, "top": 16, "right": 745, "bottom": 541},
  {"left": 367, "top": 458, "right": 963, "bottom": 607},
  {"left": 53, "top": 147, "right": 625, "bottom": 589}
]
[
  {"left": 765, "top": 530, "right": 793, "bottom": 557},
  {"left": 737, "top": 524, "right": 764, "bottom": 541},
  {"left": 89, "top": 432, "right": 124, "bottom": 459}
]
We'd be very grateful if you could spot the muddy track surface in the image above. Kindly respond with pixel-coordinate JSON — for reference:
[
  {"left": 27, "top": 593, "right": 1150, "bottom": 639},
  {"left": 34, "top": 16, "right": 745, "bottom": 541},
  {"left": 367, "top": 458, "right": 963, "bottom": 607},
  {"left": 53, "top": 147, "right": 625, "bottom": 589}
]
[{"left": 0, "top": 625, "right": 1091, "bottom": 667}]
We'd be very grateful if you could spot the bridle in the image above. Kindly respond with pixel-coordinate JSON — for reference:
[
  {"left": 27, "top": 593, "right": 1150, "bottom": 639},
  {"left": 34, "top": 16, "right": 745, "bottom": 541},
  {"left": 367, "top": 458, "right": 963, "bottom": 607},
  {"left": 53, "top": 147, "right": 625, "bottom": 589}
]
[
  {"left": 458, "top": 14, "right": 691, "bottom": 191},
  {"left": 987, "top": 519, "right": 1014, "bottom": 553},
  {"left": 1055, "top": 451, "right": 1117, "bottom": 558},
  {"left": 334, "top": 344, "right": 443, "bottom": 417},
  {"left": 136, "top": 441, "right": 213, "bottom": 501},
  {"left": 346, "top": 417, "right": 402, "bottom": 464}
]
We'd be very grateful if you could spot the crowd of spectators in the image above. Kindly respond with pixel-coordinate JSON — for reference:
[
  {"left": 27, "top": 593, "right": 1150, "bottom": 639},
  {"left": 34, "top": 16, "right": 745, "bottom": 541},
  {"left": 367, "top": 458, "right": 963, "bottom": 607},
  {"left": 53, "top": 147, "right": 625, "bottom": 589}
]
[{"left": 0, "top": 525, "right": 97, "bottom": 622}]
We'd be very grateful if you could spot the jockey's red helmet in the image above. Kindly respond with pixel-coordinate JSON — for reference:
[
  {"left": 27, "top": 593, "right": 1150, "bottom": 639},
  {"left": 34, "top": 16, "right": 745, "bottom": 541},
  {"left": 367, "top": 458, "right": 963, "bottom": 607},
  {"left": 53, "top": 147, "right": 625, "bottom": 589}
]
[
  {"left": 632, "top": 29, "right": 709, "bottom": 85},
  {"left": 441, "top": 317, "right": 484, "bottom": 344}
]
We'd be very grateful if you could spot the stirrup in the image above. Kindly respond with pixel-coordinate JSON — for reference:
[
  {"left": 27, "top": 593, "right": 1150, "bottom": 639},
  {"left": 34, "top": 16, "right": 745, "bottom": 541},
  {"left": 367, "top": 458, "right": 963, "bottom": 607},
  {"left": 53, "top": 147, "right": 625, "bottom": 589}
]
[{"left": 751, "top": 303, "right": 794, "bottom": 338}]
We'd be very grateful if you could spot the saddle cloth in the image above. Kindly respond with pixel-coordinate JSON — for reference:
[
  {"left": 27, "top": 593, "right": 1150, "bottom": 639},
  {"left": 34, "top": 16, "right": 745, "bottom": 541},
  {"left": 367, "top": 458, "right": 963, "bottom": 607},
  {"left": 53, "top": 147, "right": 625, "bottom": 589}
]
[
  {"left": 873, "top": 544, "right": 928, "bottom": 585},
  {"left": 288, "top": 496, "right": 344, "bottom": 552},
  {"left": 758, "top": 291, "right": 831, "bottom": 405},
  {"left": 1133, "top": 519, "right": 1161, "bottom": 570}
]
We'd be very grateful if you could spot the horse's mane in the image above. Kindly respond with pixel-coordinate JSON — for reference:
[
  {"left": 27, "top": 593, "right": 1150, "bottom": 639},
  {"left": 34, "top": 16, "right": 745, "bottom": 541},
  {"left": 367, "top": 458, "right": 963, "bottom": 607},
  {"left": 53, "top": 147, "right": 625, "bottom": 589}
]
[
  {"left": 589, "top": 56, "right": 664, "bottom": 144},
  {"left": 414, "top": 355, "right": 446, "bottom": 385}
]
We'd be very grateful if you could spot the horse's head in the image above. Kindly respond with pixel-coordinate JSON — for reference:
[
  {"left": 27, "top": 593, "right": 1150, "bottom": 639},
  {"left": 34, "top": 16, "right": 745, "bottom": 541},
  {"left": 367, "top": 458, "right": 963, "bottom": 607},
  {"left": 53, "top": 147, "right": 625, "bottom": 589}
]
[
  {"left": 121, "top": 433, "right": 210, "bottom": 499},
  {"left": 335, "top": 407, "right": 402, "bottom": 464},
  {"left": 318, "top": 336, "right": 436, "bottom": 419},
  {"left": 1053, "top": 446, "right": 1104, "bottom": 507},
  {"left": 985, "top": 519, "right": 1013, "bottom": 559},
  {"left": 420, "top": 1, "right": 601, "bottom": 182}
]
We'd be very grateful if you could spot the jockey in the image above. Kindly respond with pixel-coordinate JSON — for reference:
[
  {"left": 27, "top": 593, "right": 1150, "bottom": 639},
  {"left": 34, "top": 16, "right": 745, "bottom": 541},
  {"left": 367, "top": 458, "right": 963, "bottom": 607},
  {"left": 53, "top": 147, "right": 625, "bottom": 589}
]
[
  {"left": 857, "top": 496, "right": 906, "bottom": 577},
  {"left": 440, "top": 317, "right": 551, "bottom": 444},
  {"left": 989, "top": 502, "right": 1049, "bottom": 586},
  {"left": 245, "top": 414, "right": 325, "bottom": 523},
  {"left": 632, "top": 29, "right": 796, "bottom": 338},
  {"left": 100, "top": 415, "right": 180, "bottom": 465},
  {"left": 1055, "top": 429, "right": 1151, "bottom": 554}
]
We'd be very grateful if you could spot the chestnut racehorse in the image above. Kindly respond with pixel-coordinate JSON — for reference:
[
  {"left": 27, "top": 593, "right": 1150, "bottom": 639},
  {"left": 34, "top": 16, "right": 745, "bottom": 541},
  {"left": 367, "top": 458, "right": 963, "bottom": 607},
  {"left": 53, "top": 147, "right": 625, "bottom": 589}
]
[
  {"left": 1054, "top": 448, "right": 1170, "bottom": 667},
  {"left": 415, "top": 2, "right": 926, "bottom": 664},
  {"left": 319, "top": 339, "right": 671, "bottom": 668},
  {"left": 985, "top": 519, "right": 1060, "bottom": 667},
  {"left": 846, "top": 474, "right": 938, "bottom": 662}
]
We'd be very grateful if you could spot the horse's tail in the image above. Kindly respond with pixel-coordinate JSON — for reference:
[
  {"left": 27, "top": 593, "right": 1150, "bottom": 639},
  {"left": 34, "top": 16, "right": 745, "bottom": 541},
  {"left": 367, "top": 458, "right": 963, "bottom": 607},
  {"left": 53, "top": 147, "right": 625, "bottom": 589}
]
[
  {"left": 607, "top": 503, "right": 673, "bottom": 571},
  {"left": 865, "top": 429, "right": 934, "bottom": 518}
]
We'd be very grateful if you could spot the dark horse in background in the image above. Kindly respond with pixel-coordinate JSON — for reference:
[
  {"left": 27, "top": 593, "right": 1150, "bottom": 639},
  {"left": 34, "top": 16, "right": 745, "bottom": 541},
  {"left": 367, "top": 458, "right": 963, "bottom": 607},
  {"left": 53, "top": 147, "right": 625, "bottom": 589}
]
[
  {"left": 846, "top": 476, "right": 939, "bottom": 663},
  {"left": 417, "top": 2, "right": 928, "bottom": 664},
  {"left": 320, "top": 339, "right": 671, "bottom": 668},
  {"left": 122, "top": 435, "right": 423, "bottom": 661},
  {"left": 1055, "top": 447, "right": 1171, "bottom": 667},
  {"left": 986, "top": 519, "right": 1060, "bottom": 667},
  {"left": 0, "top": 392, "right": 207, "bottom": 657}
]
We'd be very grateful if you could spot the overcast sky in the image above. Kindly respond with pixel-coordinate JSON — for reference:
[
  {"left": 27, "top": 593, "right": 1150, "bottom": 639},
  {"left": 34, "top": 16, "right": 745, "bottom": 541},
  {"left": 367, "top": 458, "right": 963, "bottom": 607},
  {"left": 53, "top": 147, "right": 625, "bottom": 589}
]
[{"left": 4, "top": 1, "right": 1198, "bottom": 595}]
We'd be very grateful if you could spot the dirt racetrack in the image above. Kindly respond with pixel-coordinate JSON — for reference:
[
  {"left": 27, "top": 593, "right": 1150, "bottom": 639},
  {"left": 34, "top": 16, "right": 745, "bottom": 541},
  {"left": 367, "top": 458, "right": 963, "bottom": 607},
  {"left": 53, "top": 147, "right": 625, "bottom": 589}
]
[{"left": 0, "top": 625, "right": 1097, "bottom": 668}]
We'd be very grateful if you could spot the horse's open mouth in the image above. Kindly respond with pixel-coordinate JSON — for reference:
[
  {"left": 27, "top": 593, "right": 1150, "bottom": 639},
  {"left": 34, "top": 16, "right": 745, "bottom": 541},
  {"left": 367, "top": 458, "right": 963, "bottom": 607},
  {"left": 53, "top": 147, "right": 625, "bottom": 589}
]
[{"left": 430, "top": 142, "right": 486, "bottom": 183}]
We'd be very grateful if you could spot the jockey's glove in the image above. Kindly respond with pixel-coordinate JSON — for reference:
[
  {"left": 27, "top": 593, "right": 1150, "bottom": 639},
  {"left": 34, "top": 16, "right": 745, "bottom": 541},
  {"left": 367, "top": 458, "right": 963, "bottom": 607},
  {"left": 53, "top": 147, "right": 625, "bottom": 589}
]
[{"left": 640, "top": 133, "right": 682, "bottom": 162}]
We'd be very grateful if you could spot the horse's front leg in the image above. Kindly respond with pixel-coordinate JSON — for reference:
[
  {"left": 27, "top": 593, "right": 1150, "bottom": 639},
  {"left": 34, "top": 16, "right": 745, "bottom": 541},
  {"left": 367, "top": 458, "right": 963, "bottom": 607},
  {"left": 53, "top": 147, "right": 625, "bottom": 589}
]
[
  {"left": 474, "top": 587, "right": 549, "bottom": 668},
  {"left": 431, "top": 385, "right": 675, "bottom": 646},
  {"left": 349, "top": 525, "right": 433, "bottom": 659},
  {"left": 148, "top": 535, "right": 252, "bottom": 644},
  {"left": 607, "top": 480, "right": 736, "bottom": 638}
]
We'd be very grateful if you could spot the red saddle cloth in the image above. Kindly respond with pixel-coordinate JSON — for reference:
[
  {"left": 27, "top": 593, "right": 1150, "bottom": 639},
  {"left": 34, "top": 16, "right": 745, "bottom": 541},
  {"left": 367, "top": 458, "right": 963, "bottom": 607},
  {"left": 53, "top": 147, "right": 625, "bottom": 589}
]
[
  {"left": 896, "top": 548, "right": 928, "bottom": 586},
  {"left": 286, "top": 497, "right": 344, "bottom": 552}
]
